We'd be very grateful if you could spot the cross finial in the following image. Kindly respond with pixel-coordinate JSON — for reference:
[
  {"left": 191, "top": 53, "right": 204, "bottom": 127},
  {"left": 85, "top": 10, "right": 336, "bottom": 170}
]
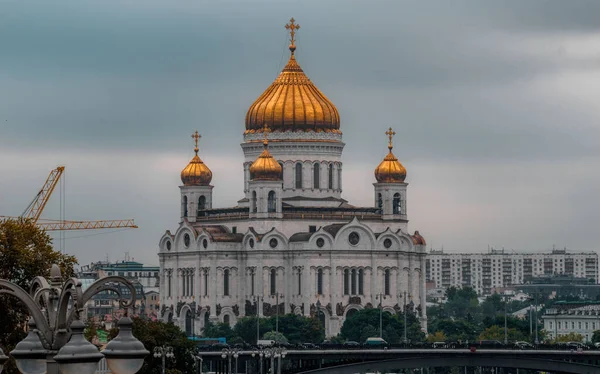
[
  {"left": 285, "top": 17, "right": 300, "bottom": 55},
  {"left": 262, "top": 124, "right": 271, "bottom": 146},
  {"left": 385, "top": 127, "right": 396, "bottom": 150},
  {"left": 191, "top": 131, "right": 201, "bottom": 155}
]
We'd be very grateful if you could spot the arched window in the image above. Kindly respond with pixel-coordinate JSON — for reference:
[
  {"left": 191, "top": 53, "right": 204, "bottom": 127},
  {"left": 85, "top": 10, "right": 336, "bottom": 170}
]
[
  {"left": 313, "top": 163, "right": 320, "bottom": 189},
  {"left": 251, "top": 191, "right": 257, "bottom": 213},
  {"left": 338, "top": 167, "right": 342, "bottom": 191},
  {"left": 343, "top": 269, "right": 349, "bottom": 295},
  {"left": 384, "top": 269, "right": 391, "bottom": 295},
  {"left": 393, "top": 193, "right": 401, "bottom": 214},
  {"left": 358, "top": 269, "right": 364, "bottom": 295},
  {"left": 198, "top": 195, "right": 206, "bottom": 216},
  {"left": 223, "top": 269, "right": 230, "bottom": 296},
  {"left": 223, "top": 314, "right": 230, "bottom": 326},
  {"left": 295, "top": 163, "right": 303, "bottom": 189},
  {"left": 270, "top": 269, "right": 277, "bottom": 295},
  {"left": 279, "top": 162, "right": 284, "bottom": 182},
  {"left": 167, "top": 272, "right": 172, "bottom": 298},
  {"left": 267, "top": 191, "right": 276, "bottom": 213},
  {"left": 351, "top": 269, "right": 357, "bottom": 295},
  {"left": 377, "top": 193, "right": 383, "bottom": 211},
  {"left": 328, "top": 164, "right": 334, "bottom": 189},
  {"left": 317, "top": 269, "right": 323, "bottom": 295},
  {"left": 182, "top": 196, "right": 188, "bottom": 217}
]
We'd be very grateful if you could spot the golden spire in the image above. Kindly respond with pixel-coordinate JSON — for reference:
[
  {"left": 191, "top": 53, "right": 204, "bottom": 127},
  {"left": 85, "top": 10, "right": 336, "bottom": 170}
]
[
  {"left": 181, "top": 131, "right": 212, "bottom": 186},
  {"left": 374, "top": 127, "right": 406, "bottom": 183},
  {"left": 385, "top": 127, "right": 396, "bottom": 150},
  {"left": 191, "top": 130, "right": 201, "bottom": 155},
  {"left": 285, "top": 17, "right": 300, "bottom": 55}
]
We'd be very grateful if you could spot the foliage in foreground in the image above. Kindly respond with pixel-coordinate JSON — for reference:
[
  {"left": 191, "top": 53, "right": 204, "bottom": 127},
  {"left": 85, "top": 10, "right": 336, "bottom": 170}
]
[
  {"left": 0, "top": 218, "right": 77, "bottom": 374},
  {"left": 109, "top": 317, "right": 196, "bottom": 374}
]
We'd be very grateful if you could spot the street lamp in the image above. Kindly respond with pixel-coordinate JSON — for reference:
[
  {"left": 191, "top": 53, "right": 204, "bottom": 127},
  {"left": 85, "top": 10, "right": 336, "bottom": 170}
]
[
  {"left": 253, "top": 295, "right": 263, "bottom": 344},
  {"left": 376, "top": 293, "right": 385, "bottom": 338},
  {"left": 273, "top": 293, "right": 284, "bottom": 335},
  {"left": 251, "top": 348, "right": 264, "bottom": 374},
  {"left": 220, "top": 348, "right": 240, "bottom": 374},
  {"left": 256, "top": 347, "right": 285, "bottom": 374},
  {"left": 153, "top": 346, "right": 174, "bottom": 374},
  {"left": 0, "top": 348, "right": 7, "bottom": 374},
  {"left": 0, "top": 264, "right": 147, "bottom": 374},
  {"left": 399, "top": 291, "right": 411, "bottom": 344},
  {"left": 191, "top": 352, "right": 203, "bottom": 374}
]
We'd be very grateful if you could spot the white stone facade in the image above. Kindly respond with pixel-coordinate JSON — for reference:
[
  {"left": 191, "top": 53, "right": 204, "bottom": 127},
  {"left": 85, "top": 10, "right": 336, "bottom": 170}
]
[
  {"left": 543, "top": 304, "right": 600, "bottom": 343},
  {"left": 159, "top": 217, "right": 426, "bottom": 338}
]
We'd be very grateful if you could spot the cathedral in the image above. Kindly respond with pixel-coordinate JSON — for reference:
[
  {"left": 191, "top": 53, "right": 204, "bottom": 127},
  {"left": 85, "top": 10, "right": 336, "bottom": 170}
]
[{"left": 158, "top": 19, "right": 427, "bottom": 338}]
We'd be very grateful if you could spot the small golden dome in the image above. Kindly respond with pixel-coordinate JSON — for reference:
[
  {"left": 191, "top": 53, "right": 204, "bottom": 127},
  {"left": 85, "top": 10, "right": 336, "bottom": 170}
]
[
  {"left": 249, "top": 127, "right": 283, "bottom": 181},
  {"left": 374, "top": 128, "right": 407, "bottom": 183},
  {"left": 245, "top": 18, "right": 340, "bottom": 134},
  {"left": 181, "top": 131, "right": 213, "bottom": 186}
]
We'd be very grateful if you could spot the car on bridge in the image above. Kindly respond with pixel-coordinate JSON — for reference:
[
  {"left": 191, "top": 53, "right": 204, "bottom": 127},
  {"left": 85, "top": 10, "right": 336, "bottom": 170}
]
[
  {"left": 343, "top": 340, "right": 361, "bottom": 348},
  {"left": 364, "top": 337, "right": 389, "bottom": 348},
  {"left": 514, "top": 341, "right": 535, "bottom": 350}
]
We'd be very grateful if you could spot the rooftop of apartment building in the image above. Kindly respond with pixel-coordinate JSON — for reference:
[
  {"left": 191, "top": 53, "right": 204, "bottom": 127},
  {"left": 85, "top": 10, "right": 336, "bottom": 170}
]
[{"left": 427, "top": 248, "right": 598, "bottom": 257}]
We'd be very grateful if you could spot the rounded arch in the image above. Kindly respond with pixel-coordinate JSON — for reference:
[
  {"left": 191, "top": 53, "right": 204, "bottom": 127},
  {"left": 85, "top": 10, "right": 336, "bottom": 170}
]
[
  {"left": 382, "top": 306, "right": 396, "bottom": 315},
  {"left": 293, "top": 306, "right": 303, "bottom": 316},
  {"left": 159, "top": 233, "right": 174, "bottom": 252},
  {"left": 219, "top": 306, "right": 237, "bottom": 326},
  {"left": 173, "top": 224, "right": 197, "bottom": 250},
  {"left": 242, "top": 232, "right": 258, "bottom": 250},
  {"left": 377, "top": 234, "right": 402, "bottom": 250},
  {"left": 309, "top": 230, "right": 335, "bottom": 249},
  {"left": 343, "top": 304, "right": 363, "bottom": 319},
  {"left": 262, "top": 229, "right": 289, "bottom": 249},
  {"left": 333, "top": 218, "right": 377, "bottom": 250}
]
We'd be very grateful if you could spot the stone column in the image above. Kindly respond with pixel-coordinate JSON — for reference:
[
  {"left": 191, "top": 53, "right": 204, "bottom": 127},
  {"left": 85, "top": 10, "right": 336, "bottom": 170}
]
[
  {"left": 210, "top": 259, "right": 217, "bottom": 321},
  {"left": 303, "top": 263, "right": 311, "bottom": 316}
]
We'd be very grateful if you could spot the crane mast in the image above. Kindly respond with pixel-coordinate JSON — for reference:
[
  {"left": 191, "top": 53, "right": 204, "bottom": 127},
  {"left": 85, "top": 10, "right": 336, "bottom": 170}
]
[{"left": 21, "top": 166, "right": 65, "bottom": 224}]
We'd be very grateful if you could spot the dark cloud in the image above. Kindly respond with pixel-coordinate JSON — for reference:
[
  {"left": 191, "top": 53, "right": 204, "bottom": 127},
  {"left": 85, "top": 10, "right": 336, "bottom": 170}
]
[{"left": 0, "top": 0, "right": 598, "bottom": 264}]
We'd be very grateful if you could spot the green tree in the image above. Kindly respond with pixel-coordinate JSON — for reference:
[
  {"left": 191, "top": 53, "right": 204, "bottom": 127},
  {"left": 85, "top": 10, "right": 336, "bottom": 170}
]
[
  {"left": 592, "top": 330, "right": 600, "bottom": 344},
  {"left": 554, "top": 332, "right": 584, "bottom": 343},
  {"left": 478, "top": 325, "right": 526, "bottom": 342},
  {"left": 429, "top": 319, "right": 480, "bottom": 342},
  {"left": 203, "top": 321, "right": 236, "bottom": 341},
  {"left": 268, "top": 314, "right": 323, "bottom": 344},
  {"left": 427, "top": 331, "right": 448, "bottom": 343},
  {"left": 263, "top": 331, "right": 288, "bottom": 344},
  {"left": 0, "top": 218, "right": 77, "bottom": 374},
  {"left": 108, "top": 317, "right": 195, "bottom": 374},
  {"left": 340, "top": 309, "right": 424, "bottom": 344},
  {"left": 232, "top": 317, "right": 273, "bottom": 343}
]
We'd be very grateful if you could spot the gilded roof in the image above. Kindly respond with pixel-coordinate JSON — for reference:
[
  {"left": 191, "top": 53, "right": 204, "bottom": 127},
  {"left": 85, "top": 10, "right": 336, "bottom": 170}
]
[
  {"left": 181, "top": 131, "right": 212, "bottom": 186},
  {"left": 245, "top": 19, "right": 340, "bottom": 134},
  {"left": 374, "top": 128, "right": 406, "bottom": 183}
]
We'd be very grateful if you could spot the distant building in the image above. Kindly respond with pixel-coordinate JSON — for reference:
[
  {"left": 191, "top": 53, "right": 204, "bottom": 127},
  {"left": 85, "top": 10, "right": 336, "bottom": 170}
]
[
  {"left": 425, "top": 249, "right": 598, "bottom": 295},
  {"left": 77, "top": 260, "right": 160, "bottom": 320},
  {"left": 543, "top": 301, "right": 600, "bottom": 343}
]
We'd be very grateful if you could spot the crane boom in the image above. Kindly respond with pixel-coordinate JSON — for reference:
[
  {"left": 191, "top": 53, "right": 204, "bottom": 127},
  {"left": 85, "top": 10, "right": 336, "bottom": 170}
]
[
  {"left": 36, "top": 219, "right": 137, "bottom": 231},
  {"left": 21, "top": 166, "right": 65, "bottom": 223}
]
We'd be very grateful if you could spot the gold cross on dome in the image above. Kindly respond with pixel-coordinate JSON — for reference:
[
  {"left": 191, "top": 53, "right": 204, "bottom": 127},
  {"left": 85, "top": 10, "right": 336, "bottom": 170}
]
[
  {"left": 191, "top": 131, "right": 201, "bottom": 154},
  {"left": 285, "top": 17, "right": 300, "bottom": 47},
  {"left": 385, "top": 127, "right": 396, "bottom": 149},
  {"left": 262, "top": 124, "right": 271, "bottom": 145}
]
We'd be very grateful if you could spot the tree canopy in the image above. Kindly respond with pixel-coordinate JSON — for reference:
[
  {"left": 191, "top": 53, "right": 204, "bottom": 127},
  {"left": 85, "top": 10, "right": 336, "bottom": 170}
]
[
  {"left": 109, "top": 318, "right": 195, "bottom": 374},
  {"left": 340, "top": 308, "right": 424, "bottom": 344},
  {"left": 0, "top": 218, "right": 77, "bottom": 374}
]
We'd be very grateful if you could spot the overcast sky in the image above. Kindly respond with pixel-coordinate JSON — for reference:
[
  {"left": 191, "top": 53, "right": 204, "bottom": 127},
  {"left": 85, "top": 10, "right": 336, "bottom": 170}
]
[{"left": 1, "top": 0, "right": 599, "bottom": 266}]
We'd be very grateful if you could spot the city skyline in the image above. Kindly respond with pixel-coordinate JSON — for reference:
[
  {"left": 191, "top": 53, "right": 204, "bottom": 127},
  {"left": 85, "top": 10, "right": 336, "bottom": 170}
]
[{"left": 1, "top": 0, "right": 599, "bottom": 266}]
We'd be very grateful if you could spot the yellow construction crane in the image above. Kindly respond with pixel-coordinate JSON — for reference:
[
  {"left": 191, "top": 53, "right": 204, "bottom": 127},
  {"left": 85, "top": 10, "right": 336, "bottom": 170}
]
[{"left": 2, "top": 166, "right": 137, "bottom": 231}]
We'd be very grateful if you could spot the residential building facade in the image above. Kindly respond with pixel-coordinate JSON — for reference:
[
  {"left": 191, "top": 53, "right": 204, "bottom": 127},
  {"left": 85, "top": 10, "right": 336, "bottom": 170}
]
[{"left": 426, "top": 249, "right": 598, "bottom": 295}]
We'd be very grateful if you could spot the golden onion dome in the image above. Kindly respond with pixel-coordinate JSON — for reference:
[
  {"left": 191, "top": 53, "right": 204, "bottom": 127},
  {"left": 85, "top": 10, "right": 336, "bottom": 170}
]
[
  {"left": 245, "top": 18, "right": 340, "bottom": 134},
  {"left": 374, "top": 128, "right": 407, "bottom": 183},
  {"left": 249, "top": 128, "right": 283, "bottom": 181},
  {"left": 181, "top": 131, "right": 213, "bottom": 186}
]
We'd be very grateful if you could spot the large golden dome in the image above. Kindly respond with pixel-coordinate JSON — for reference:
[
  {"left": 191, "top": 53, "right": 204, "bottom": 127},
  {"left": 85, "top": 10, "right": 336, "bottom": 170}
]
[
  {"left": 245, "top": 18, "right": 340, "bottom": 134},
  {"left": 250, "top": 128, "right": 283, "bottom": 181},
  {"left": 181, "top": 131, "right": 213, "bottom": 186},
  {"left": 374, "top": 128, "right": 407, "bottom": 183}
]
